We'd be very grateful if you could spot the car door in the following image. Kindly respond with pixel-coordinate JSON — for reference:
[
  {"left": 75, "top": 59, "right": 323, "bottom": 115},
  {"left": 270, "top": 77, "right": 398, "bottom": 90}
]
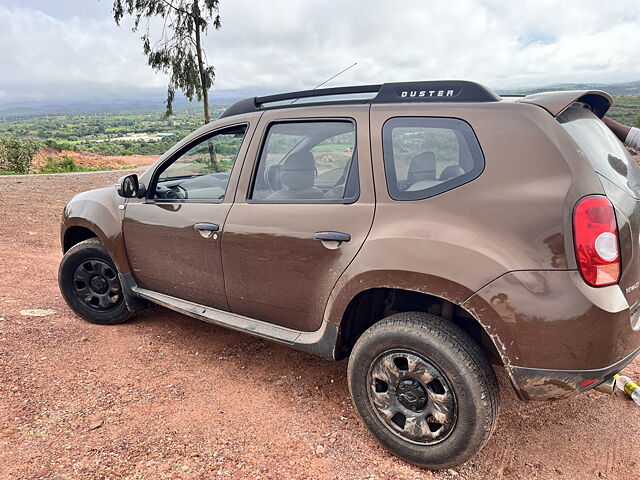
[
  {"left": 122, "top": 121, "right": 253, "bottom": 310},
  {"left": 221, "top": 105, "right": 375, "bottom": 331}
]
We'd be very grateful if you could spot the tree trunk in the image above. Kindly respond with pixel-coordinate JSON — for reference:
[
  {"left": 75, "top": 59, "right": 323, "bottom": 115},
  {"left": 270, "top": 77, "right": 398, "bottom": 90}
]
[
  {"left": 193, "top": 1, "right": 210, "bottom": 125},
  {"left": 193, "top": 0, "right": 218, "bottom": 171}
]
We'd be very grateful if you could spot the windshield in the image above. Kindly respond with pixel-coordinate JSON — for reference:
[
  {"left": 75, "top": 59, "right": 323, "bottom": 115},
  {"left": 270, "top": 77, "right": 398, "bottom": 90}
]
[{"left": 558, "top": 104, "right": 640, "bottom": 199}]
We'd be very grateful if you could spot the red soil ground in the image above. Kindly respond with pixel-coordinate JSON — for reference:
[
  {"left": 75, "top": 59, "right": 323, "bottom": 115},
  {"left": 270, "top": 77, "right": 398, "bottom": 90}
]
[{"left": 0, "top": 171, "right": 639, "bottom": 480}]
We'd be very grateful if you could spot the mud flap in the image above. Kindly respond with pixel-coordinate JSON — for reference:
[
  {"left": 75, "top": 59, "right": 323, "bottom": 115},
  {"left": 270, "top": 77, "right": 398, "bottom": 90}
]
[{"left": 118, "top": 273, "right": 149, "bottom": 312}]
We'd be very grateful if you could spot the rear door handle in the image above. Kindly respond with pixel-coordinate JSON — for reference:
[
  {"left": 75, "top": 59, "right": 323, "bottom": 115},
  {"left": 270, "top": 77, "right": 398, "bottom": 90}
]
[
  {"left": 314, "top": 231, "right": 351, "bottom": 242},
  {"left": 194, "top": 223, "right": 220, "bottom": 238}
]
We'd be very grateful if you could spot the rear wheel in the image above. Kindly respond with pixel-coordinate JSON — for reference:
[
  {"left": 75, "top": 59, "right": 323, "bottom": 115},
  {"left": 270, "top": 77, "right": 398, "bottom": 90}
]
[
  {"left": 58, "top": 238, "right": 133, "bottom": 325},
  {"left": 347, "top": 312, "right": 499, "bottom": 469}
]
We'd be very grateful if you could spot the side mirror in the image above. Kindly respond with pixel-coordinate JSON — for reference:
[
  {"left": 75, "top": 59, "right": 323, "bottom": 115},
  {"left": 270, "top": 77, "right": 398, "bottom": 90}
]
[{"left": 116, "top": 174, "right": 145, "bottom": 198}]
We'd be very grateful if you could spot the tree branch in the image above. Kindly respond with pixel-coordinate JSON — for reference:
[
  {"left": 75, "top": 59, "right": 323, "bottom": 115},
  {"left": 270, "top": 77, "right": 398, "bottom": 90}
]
[{"left": 159, "top": 0, "right": 194, "bottom": 18}]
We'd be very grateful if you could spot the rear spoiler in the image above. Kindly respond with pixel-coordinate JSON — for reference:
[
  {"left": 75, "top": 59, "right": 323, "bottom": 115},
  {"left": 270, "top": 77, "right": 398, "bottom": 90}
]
[{"left": 516, "top": 90, "right": 612, "bottom": 118}]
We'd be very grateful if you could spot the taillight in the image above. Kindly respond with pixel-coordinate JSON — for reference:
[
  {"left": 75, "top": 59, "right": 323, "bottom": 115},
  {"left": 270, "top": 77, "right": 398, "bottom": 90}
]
[{"left": 573, "top": 195, "right": 620, "bottom": 287}]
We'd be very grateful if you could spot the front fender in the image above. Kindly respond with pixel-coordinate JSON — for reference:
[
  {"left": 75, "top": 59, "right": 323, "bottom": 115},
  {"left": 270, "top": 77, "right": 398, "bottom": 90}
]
[{"left": 62, "top": 187, "right": 129, "bottom": 274}]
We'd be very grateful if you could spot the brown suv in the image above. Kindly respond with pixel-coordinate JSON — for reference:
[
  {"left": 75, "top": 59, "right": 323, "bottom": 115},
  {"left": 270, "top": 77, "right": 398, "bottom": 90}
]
[{"left": 58, "top": 81, "right": 640, "bottom": 469}]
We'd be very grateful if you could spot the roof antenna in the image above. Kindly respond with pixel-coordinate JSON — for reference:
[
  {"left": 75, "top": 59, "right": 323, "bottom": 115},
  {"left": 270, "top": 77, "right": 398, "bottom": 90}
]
[{"left": 291, "top": 62, "right": 358, "bottom": 103}]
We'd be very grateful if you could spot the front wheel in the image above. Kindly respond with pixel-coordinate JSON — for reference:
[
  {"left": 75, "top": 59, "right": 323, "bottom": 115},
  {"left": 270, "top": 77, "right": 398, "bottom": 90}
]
[
  {"left": 347, "top": 312, "right": 499, "bottom": 469},
  {"left": 58, "top": 238, "right": 133, "bottom": 325}
]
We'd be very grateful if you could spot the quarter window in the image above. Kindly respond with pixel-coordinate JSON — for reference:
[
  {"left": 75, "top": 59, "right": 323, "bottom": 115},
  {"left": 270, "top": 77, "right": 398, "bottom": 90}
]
[
  {"left": 153, "top": 125, "right": 247, "bottom": 201},
  {"left": 251, "top": 121, "right": 358, "bottom": 203},
  {"left": 382, "top": 117, "right": 484, "bottom": 201}
]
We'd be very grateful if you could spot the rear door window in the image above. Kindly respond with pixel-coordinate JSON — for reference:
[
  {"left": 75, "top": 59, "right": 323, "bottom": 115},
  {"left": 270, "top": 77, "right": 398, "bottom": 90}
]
[
  {"left": 382, "top": 117, "right": 485, "bottom": 201},
  {"left": 250, "top": 120, "right": 358, "bottom": 203},
  {"left": 558, "top": 104, "right": 640, "bottom": 199}
]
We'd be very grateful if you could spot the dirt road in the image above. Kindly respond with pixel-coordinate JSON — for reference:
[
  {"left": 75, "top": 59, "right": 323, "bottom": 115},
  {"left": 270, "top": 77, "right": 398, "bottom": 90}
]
[{"left": 1, "top": 172, "right": 639, "bottom": 480}]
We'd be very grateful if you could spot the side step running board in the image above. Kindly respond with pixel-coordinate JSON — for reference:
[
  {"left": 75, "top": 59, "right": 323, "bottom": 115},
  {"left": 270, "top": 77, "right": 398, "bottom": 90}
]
[{"left": 131, "top": 286, "right": 339, "bottom": 359}]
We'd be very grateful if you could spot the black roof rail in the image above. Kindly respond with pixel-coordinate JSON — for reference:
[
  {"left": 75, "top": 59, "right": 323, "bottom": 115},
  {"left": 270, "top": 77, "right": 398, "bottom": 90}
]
[{"left": 219, "top": 80, "right": 500, "bottom": 119}]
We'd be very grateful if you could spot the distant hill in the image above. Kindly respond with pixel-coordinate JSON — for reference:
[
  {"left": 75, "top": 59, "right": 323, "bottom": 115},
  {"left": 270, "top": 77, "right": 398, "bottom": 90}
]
[
  {"left": 0, "top": 88, "right": 258, "bottom": 118},
  {"left": 0, "top": 98, "right": 205, "bottom": 117},
  {"left": 497, "top": 80, "right": 640, "bottom": 96}
]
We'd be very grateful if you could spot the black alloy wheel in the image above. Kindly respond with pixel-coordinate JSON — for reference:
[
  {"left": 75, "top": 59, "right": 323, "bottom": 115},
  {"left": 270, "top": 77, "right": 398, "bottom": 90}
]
[
  {"left": 71, "top": 258, "right": 123, "bottom": 311},
  {"left": 59, "top": 238, "right": 134, "bottom": 325},
  {"left": 348, "top": 312, "right": 499, "bottom": 469},
  {"left": 368, "top": 350, "right": 457, "bottom": 445}
]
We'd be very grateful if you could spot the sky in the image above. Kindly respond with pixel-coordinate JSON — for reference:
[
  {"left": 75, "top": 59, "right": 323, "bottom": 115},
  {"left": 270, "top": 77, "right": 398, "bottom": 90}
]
[{"left": 1, "top": 0, "right": 639, "bottom": 106}]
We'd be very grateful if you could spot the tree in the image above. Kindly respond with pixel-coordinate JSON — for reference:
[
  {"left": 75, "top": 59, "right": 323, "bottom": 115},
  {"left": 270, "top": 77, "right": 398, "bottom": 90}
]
[
  {"left": 0, "top": 137, "right": 40, "bottom": 174},
  {"left": 113, "top": 0, "right": 220, "bottom": 125}
]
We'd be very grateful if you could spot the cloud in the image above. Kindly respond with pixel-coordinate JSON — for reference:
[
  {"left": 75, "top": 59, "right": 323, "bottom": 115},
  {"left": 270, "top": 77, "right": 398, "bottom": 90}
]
[
  {"left": 1, "top": 0, "right": 639, "bottom": 104},
  {"left": 0, "top": 6, "right": 167, "bottom": 103}
]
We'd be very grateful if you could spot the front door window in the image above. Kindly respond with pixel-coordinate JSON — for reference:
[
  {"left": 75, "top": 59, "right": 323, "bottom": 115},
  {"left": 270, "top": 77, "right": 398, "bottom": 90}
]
[{"left": 154, "top": 125, "right": 247, "bottom": 202}]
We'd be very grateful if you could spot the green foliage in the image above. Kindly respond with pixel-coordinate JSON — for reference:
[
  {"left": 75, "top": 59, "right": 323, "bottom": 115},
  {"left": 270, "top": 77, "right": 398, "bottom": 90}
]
[
  {"left": 37, "top": 154, "right": 138, "bottom": 174},
  {"left": 215, "top": 137, "right": 244, "bottom": 155},
  {"left": 391, "top": 127, "right": 460, "bottom": 179},
  {"left": 608, "top": 95, "right": 640, "bottom": 127},
  {"left": 192, "top": 155, "right": 233, "bottom": 171},
  {"left": 41, "top": 154, "right": 100, "bottom": 173},
  {"left": 113, "top": 0, "right": 221, "bottom": 120},
  {"left": 0, "top": 136, "right": 40, "bottom": 174},
  {"left": 39, "top": 155, "right": 86, "bottom": 173},
  {"left": 172, "top": 129, "right": 242, "bottom": 172},
  {"left": 0, "top": 107, "right": 224, "bottom": 156}
]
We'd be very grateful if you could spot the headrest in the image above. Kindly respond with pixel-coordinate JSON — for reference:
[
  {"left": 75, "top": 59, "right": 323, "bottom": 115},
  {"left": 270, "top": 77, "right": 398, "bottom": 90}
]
[
  {"left": 439, "top": 165, "right": 465, "bottom": 180},
  {"left": 283, "top": 151, "right": 315, "bottom": 171},
  {"left": 407, "top": 152, "right": 436, "bottom": 183},
  {"left": 280, "top": 151, "right": 316, "bottom": 190}
]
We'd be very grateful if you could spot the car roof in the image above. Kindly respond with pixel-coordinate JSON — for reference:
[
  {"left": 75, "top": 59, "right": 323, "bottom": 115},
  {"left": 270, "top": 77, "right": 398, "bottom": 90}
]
[{"left": 219, "top": 81, "right": 613, "bottom": 121}]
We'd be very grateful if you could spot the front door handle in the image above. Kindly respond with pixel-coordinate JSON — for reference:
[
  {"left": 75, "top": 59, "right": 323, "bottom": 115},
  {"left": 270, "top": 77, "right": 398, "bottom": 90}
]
[
  {"left": 194, "top": 222, "right": 220, "bottom": 232},
  {"left": 314, "top": 231, "right": 351, "bottom": 242},
  {"left": 194, "top": 222, "right": 220, "bottom": 238}
]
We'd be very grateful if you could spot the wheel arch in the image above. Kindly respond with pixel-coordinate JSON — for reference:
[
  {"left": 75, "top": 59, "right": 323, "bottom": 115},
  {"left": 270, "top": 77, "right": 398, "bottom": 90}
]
[
  {"left": 63, "top": 224, "right": 99, "bottom": 252},
  {"left": 61, "top": 205, "right": 129, "bottom": 275},
  {"left": 325, "top": 271, "right": 505, "bottom": 365}
]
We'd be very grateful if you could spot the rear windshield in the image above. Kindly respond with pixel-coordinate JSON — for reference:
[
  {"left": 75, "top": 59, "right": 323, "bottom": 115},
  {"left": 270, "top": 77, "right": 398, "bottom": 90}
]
[{"left": 558, "top": 104, "right": 640, "bottom": 199}]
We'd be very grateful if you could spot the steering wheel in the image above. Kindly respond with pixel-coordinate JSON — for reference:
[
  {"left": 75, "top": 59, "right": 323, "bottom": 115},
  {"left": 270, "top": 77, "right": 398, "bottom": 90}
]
[
  {"left": 164, "top": 185, "right": 188, "bottom": 199},
  {"left": 264, "top": 163, "right": 282, "bottom": 192}
]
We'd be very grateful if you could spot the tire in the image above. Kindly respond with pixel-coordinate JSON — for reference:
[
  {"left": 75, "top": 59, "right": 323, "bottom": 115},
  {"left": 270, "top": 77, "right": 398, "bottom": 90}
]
[
  {"left": 58, "top": 238, "right": 133, "bottom": 325},
  {"left": 347, "top": 312, "right": 499, "bottom": 469}
]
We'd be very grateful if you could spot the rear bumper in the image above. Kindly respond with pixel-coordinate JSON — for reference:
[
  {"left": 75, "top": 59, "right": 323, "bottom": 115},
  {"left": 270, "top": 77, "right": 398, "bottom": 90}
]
[
  {"left": 462, "top": 269, "right": 640, "bottom": 400},
  {"left": 509, "top": 346, "right": 640, "bottom": 401}
]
